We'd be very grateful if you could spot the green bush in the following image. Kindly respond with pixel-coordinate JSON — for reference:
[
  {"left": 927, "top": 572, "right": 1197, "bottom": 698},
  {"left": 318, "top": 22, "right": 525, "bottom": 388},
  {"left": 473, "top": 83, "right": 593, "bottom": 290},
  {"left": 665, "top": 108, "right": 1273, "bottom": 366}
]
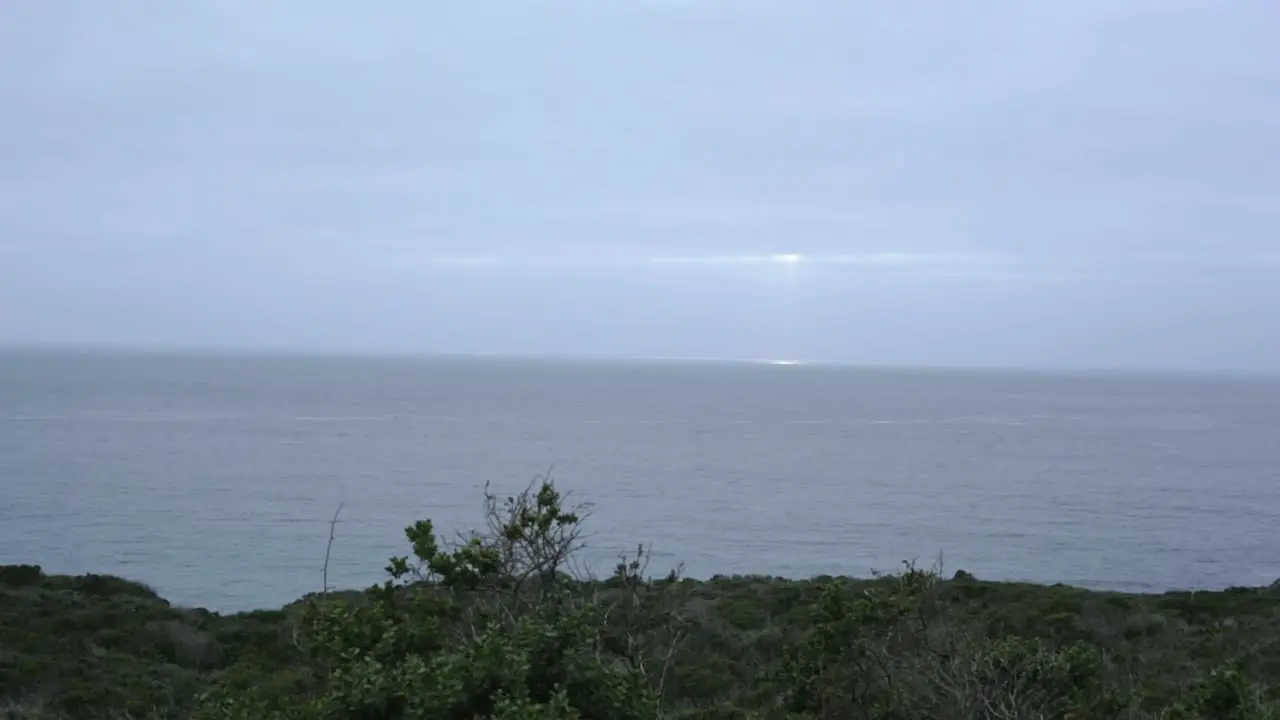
[
  {"left": 4, "top": 478, "right": 1280, "bottom": 719},
  {"left": 0, "top": 566, "right": 43, "bottom": 588},
  {"left": 194, "top": 478, "right": 669, "bottom": 720}
]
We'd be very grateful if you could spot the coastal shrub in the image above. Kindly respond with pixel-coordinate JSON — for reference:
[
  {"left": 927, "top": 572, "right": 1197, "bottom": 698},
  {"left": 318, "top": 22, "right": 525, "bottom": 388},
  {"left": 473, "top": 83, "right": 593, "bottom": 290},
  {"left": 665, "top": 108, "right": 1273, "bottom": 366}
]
[
  {"left": 194, "top": 477, "right": 675, "bottom": 719},
  {"left": 0, "top": 566, "right": 43, "bottom": 588},
  {"left": 4, "top": 480, "right": 1280, "bottom": 719}
]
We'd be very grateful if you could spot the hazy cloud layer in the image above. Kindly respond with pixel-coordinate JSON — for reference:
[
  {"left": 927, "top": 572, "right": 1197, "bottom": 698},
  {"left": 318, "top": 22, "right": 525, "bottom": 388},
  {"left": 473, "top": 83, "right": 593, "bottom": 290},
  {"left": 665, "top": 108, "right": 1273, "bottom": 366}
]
[{"left": 1, "top": 1, "right": 1278, "bottom": 369}]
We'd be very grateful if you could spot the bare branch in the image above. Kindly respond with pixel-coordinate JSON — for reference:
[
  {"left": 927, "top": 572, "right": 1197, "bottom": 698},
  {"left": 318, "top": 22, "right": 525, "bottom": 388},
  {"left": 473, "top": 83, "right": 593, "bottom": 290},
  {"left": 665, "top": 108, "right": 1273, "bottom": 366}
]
[{"left": 322, "top": 502, "right": 344, "bottom": 598}]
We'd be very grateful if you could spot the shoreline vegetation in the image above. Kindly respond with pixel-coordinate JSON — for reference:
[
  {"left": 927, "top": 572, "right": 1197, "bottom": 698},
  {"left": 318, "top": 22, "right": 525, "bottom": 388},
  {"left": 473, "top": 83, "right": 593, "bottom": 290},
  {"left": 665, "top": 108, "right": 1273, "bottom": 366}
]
[{"left": 3, "top": 480, "right": 1279, "bottom": 719}]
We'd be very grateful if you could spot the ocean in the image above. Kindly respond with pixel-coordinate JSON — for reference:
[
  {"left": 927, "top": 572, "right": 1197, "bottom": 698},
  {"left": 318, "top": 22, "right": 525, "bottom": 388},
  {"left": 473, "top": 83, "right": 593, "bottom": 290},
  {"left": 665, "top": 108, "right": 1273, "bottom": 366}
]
[{"left": 2, "top": 350, "right": 1278, "bottom": 612}]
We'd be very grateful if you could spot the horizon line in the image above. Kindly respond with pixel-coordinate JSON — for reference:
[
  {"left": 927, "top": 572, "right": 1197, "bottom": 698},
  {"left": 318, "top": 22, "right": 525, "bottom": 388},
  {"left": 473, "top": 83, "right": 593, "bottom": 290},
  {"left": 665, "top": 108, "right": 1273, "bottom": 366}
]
[{"left": 1, "top": 341, "right": 1275, "bottom": 380}]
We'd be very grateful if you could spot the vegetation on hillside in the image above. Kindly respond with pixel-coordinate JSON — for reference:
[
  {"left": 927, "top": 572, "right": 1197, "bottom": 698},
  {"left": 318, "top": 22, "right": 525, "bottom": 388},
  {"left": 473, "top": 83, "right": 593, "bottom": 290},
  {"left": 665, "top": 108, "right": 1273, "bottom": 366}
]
[{"left": 3, "top": 478, "right": 1279, "bottom": 719}]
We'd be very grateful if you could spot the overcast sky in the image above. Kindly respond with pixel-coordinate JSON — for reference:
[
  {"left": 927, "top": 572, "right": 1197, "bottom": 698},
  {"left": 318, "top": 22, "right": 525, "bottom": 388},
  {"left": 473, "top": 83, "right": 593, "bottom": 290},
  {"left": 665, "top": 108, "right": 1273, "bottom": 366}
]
[{"left": 2, "top": 1, "right": 1278, "bottom": 370}]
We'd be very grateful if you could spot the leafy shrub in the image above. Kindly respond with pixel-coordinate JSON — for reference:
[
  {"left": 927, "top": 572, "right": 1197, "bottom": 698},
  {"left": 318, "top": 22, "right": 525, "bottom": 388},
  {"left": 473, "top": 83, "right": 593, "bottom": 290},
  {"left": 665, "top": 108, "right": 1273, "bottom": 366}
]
[
  {"left": 195, "top": 477, "right": 674, "bottom": 719},
  {"left": 4, "top": 478, "right": 1279, "bottom": 719}
]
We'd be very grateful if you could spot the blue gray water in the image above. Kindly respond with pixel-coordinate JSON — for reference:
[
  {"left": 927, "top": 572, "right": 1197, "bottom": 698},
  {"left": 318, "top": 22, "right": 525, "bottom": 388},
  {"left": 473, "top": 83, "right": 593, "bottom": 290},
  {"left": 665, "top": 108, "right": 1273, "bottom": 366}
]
[{"left": 2, "top": 350, "right": 1279, "bottom": 612}]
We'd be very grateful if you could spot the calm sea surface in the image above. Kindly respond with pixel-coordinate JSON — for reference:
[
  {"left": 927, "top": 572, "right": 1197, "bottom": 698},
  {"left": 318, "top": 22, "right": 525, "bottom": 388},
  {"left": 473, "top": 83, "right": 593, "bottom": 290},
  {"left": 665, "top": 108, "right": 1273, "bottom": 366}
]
[{"left": 2, "top": 351, "right": 1279, "bottom": 611}]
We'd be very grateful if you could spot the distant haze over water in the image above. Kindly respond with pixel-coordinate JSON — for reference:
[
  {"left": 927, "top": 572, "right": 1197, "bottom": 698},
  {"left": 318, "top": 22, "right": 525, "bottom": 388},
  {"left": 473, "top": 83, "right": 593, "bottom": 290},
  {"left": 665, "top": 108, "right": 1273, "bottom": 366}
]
[{"left": 2, "top": 349, "right": 1278, "bottom": 611}]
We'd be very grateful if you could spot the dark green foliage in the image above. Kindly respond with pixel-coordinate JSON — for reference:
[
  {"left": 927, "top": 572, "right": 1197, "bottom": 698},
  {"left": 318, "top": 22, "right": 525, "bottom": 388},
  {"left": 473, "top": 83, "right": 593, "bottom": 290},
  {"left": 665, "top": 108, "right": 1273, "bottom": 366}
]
[
  {"left": 0, "top": 567, "right": 242, "bottom": 718},
  {"left": 193, "top": 477, "right": 665, "bottom": 720},
  {"left": 0, "top": 566, "right": 43, "bottom": 588},
  {"left": 3, "top": 481, "right": 1280, "bottom": 719}
]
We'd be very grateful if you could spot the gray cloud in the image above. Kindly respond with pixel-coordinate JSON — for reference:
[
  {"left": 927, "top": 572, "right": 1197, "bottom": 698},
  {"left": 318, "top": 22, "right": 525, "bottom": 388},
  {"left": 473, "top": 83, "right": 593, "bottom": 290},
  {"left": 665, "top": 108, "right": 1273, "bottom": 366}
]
[{"left": 1, "top": 1, "right": 1278, "bottom": 369}]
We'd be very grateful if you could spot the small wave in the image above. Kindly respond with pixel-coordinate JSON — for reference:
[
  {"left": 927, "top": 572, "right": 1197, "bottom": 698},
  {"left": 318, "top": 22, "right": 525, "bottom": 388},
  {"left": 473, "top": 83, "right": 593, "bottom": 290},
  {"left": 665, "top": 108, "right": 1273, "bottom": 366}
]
[
  {"left": 865, "top": 417, "right": 1029, "bottom": 427},
  {"left": 293, "top": 416, "right": 391, "bottom": 422},
  {"left": 71, "top": 414, "right": 242, "bottom": 423},
  {"left": 948, "top": 416, "right": 1029, "bottom": 427},
  {"left": 578, "top": 418, "right": 670, "bottom": 426}
]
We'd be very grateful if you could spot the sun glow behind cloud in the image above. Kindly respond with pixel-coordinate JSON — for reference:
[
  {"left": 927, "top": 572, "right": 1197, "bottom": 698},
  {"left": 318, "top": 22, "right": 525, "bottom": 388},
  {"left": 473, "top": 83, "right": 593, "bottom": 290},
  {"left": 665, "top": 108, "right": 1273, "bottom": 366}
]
[
  {"left": 400, "top": 251, "right": 1280, "bottom": 287},
  {"left": 412, "top": 252, "right": 993, "bottom": 269}
]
